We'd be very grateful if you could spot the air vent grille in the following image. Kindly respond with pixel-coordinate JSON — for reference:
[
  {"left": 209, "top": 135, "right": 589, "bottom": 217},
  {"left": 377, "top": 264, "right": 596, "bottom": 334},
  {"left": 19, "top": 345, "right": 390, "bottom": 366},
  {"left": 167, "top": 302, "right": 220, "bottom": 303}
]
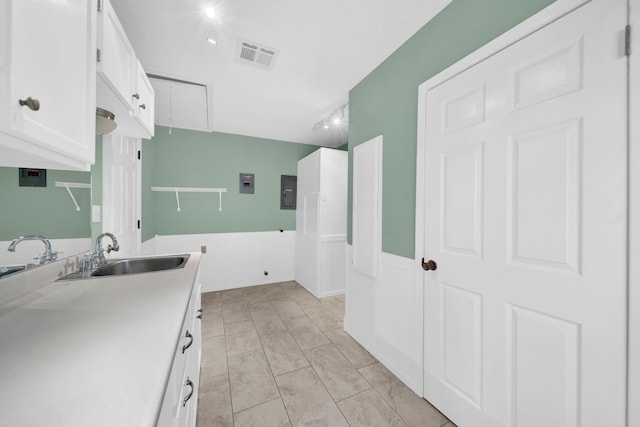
[{"left": 236, "top": 39, "right": 279, "bottom": 70}]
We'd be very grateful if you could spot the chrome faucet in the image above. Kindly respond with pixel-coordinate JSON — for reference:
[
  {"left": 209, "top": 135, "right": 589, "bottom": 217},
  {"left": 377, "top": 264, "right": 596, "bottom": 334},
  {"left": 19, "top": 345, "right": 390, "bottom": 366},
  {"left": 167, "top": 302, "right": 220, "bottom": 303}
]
[
  {"left": 7, "top": 235, "right": 58, "bottom": 264},
  {"left": 89, "top": 232, "right": 120, "bottom": 269}
]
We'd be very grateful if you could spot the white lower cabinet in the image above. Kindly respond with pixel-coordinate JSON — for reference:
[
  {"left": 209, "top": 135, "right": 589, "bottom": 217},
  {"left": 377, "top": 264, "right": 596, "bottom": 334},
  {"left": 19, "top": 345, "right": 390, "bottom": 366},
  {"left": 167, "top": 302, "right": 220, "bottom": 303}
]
[{"left": 158, "top": 279, "right": 202, "bottom": 427}]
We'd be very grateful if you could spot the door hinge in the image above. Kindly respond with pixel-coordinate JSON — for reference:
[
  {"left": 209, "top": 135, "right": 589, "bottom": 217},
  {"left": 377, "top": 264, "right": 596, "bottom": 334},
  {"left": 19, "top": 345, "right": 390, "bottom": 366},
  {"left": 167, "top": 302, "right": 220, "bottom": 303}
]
[
  {"left": 137, "top": 220, "right": 141, "bottom": 230},
  {"left": 137, "top": 150, "right": 141, "bottom": 160},
  {"left": 97, "top": 0, "right": 103, "bottom": 12},
  {"left": 97, "top": 48, "right": 101, "bottom": 63},
  {"left": 626, "top": 25, "right": 632, "bottom": 57}
]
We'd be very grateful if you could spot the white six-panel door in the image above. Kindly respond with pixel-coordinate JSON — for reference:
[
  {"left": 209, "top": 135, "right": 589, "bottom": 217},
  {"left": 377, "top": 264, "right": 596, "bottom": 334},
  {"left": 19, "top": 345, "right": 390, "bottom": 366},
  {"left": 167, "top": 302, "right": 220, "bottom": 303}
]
[
  {"left": 102, "top": 134, "right": 141, "bottom": 257},
  {"left": 420, "top": 1, "right": 627, "bottom": 425}
]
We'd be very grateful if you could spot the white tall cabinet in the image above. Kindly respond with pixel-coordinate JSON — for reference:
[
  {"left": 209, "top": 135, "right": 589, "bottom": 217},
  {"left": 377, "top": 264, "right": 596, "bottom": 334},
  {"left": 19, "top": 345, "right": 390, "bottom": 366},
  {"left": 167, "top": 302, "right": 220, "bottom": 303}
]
[{"left": 295, "top": 148, "right": 348, "bottom": 298}]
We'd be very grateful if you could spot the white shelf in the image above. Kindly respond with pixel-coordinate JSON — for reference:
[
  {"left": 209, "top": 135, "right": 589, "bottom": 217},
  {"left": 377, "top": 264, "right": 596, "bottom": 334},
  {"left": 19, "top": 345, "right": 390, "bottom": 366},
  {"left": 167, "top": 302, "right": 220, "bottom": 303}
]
[{"left": 151, "top": 186, "right": 228, "bottom": 212}]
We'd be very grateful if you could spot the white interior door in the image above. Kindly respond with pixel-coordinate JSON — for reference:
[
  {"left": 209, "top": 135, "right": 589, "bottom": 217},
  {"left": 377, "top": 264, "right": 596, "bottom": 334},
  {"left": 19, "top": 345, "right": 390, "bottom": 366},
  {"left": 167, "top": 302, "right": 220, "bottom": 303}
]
[
  {"left": 421, "top": 1, "right": 627, "bottom": 426},
  {"left": 102, "top": 134, "right": 141, "bottom": 257}
]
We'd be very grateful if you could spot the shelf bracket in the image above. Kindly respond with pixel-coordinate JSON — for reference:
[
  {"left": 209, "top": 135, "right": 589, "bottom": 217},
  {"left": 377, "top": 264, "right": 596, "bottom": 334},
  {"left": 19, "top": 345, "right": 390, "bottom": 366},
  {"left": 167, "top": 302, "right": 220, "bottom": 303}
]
[{"left": 55, "top": 181, "right": 91, "bottom": 211}]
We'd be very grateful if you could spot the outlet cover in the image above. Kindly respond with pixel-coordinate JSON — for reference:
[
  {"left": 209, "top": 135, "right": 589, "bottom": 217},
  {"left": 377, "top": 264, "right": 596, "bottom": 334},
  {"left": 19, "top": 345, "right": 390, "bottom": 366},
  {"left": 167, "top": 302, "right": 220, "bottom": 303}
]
[{"left": 91, "top": 205, "right": 101, "bottom": 223}]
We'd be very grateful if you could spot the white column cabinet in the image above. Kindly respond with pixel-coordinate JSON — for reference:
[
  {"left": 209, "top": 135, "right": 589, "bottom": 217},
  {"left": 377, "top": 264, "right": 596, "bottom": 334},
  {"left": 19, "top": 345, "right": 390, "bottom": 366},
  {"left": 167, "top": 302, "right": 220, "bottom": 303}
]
[
  {"left": 96, "top": 0, "right": 154, "bottom": 139},
  {"left": 295, "top": 148, "right": 348, "bottom": 298},
  {"left": 0, "top": 0, "right": 97, "bottom": 171}
]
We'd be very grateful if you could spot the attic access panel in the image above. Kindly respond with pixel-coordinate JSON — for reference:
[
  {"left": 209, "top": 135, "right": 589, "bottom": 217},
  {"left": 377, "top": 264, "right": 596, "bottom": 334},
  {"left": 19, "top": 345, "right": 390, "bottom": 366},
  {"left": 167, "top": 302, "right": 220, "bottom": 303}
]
[{"left": 148, "top": 75, "right": 212, "bottom": 132}]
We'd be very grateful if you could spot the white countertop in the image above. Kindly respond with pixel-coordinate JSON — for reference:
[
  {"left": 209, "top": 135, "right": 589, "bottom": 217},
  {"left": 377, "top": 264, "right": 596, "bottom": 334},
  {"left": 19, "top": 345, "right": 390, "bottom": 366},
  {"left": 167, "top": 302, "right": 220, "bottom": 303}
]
[{"left": 0, "top": 252, "right": 201, "bottom": 427}]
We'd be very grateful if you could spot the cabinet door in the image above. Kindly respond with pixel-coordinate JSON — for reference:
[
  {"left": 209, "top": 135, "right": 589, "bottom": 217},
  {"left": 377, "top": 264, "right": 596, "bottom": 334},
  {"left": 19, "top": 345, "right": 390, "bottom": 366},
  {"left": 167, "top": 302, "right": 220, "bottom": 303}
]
[
  {"left": 0, "top": 0, "right": 96, "bottom": 170},
  {"left": 134, "top": 60, "right": 155, "bottom": 137},
  {"left": 97, "top": 0, "right": 136, "bottom": 108}
]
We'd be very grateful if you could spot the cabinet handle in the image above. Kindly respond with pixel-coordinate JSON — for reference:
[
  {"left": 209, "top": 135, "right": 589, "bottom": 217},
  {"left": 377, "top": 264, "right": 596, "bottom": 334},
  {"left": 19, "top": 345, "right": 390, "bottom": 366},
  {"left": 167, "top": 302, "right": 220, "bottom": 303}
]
[
  {"left": 182, "top": 330, "right": 193, "bottom": 353},
  {"left": 18, "top": 97, "right": 40, "bottom": 111},
  {"left": 139, "top": 104, "right": 146, "bottom": 110},
  {"left": 182, "top": 378, "right": 194, "bottom": 407},
  {"left": 197, "top": 308, "right": 203, "bottom": 320},
  {"left": 132, "top": 93, "right": 140, "bottom": 99}
]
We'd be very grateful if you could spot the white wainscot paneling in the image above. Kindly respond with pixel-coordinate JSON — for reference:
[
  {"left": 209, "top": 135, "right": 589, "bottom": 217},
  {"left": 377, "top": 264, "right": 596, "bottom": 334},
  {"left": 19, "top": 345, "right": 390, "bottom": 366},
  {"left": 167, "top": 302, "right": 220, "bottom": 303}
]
[
  {"left": 318, "top": 235, "right": 346, "bottom": 297},
  {"left": 0, "top": 238, "right": 91, "bottom": 265},
  {"left": 139, "top": 236, "right": 158, "bottom": 256},
  {"left": 150, "top": 231, "right": 295, "bottom": 293},
  {"left": 344, "top": 244, "right": 424, "bottom": 395}
]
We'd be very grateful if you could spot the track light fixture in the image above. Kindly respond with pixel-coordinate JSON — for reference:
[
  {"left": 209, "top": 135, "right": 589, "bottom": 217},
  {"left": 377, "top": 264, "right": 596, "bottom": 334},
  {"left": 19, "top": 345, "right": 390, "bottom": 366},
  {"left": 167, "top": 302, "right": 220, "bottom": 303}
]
[{"left": 313, "top": 103, "right": 348, "bottom": 131}]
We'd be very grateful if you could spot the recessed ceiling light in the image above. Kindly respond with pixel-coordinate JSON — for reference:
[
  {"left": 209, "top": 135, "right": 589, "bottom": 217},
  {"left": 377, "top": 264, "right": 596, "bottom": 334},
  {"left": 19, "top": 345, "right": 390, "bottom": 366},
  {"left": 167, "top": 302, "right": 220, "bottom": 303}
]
[
  {"left": 205, "top": 6, "right": 215, "bottom": 18},
  {"left": 207, "top": 37, "right": 217, "bottom": 45}
]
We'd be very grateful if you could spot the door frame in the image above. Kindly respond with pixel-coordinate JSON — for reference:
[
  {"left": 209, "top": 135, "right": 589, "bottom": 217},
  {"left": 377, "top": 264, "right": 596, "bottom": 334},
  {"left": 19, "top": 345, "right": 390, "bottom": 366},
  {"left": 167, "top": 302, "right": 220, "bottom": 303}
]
[
  {"left": 628, "top": 0, "right": 639, "bottom": 425},
  {"left": 415, "top": 0, "right": 637, "bottom": 422}
]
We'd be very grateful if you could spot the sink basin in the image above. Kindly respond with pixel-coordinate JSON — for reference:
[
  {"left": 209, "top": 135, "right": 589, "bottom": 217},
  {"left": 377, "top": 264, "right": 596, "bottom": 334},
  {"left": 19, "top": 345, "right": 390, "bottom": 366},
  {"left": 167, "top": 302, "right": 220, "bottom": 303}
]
[
  {"left": 56, "top": 254, "right": 190, "bottom": 281},
  {"left": 91, "top": 255, "right": 189, "bottom": 277},
  {"left": 0, "top": 264, "right": 32, "bottom": 278}
]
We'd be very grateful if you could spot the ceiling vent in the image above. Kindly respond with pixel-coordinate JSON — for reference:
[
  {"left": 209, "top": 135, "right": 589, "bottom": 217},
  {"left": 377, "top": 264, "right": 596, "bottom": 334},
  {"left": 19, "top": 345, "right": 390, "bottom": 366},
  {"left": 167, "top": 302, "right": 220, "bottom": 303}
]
[{"left": 236, "top": 39, "right": 279, "bottom": 70}]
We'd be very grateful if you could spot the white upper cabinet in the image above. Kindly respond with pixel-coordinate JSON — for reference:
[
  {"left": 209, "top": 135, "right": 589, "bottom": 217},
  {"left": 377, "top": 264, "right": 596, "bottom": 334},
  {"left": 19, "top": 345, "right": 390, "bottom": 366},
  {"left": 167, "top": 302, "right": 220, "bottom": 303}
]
[
  {"left": 133, "top": 60, "right": 155, "bottom": 137},
  {"left": 96, "top": 0, "right": 135, "bottom": 108},
  {"left": 96, "top": 0, "right": 154, "bottom": 139},
  {"left": 0, "top": 0, "right": 97, "bottom": 171}
]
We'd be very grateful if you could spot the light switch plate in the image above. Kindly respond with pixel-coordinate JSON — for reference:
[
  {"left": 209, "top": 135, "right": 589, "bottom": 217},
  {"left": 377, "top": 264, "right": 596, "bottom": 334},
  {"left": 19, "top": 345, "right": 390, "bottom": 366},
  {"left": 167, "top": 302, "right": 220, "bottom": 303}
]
[{"left": 91, "top": 205, "right": 101, "bottom": 223}]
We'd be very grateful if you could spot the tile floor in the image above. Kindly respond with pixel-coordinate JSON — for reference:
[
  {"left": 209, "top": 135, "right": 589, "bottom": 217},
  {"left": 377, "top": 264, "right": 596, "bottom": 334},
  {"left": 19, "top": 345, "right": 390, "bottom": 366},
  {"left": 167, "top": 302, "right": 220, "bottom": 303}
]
[{"left": 197, "top": 281, "right": 455, "bottom": 427}]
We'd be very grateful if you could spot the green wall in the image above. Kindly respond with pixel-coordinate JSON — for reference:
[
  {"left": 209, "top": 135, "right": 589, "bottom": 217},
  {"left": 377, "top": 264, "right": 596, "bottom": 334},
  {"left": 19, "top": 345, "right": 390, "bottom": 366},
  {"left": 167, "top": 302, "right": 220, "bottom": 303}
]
[
  {"left": 141, "top": 137, "right": 156, "bottom": 242},
  {"left": 0, "top": 167, "right": 91, "bottom": 240},
  {"left": 142, "top": 126, "right": 318, "bottom": 237},
  {"left": 90, "top": 137, "right": 103, "bottom": 243},
  {"left": 347, "top": 0, "right": 556, "bottom": 258}
]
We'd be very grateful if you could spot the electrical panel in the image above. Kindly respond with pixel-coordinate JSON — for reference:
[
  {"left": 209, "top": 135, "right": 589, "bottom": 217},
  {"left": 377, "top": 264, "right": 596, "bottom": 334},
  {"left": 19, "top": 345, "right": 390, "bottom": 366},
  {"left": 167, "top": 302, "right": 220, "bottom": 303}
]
[
  {"left": 280, "top": 175, "right": 297, "bottom": 209},
  {"left": 18, "top": 168, "right": 46, "bottom": 187},
  {"left": 239, "top": 173, "right": 255, "bottom": 194}
]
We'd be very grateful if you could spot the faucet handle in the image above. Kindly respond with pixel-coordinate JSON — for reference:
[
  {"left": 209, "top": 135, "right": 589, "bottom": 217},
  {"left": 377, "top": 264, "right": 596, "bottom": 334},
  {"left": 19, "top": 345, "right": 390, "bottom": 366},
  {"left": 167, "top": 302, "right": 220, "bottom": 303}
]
[
  {"left": 33, "top": 250, "right": 61, "bottom": 264},
  {"left": 106, "top": 243, "right": 119, "bottom": 253}
]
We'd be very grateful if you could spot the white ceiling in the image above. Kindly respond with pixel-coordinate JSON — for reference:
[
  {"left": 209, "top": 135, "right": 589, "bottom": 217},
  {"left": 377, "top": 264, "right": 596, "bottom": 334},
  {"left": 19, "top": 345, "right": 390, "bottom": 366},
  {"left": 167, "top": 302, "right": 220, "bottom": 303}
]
[{"left": 110, "top": 0, "right": 451, "bottom": 147}]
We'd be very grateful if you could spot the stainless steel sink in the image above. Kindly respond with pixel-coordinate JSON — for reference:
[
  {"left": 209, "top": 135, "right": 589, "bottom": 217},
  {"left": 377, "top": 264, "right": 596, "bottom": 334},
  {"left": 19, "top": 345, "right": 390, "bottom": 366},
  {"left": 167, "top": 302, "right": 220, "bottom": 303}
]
[
  {"left": 0, "top": 264, "right": 32, "bottom": 278},
  {"left": 92, "top": 255, "right": 189, "bottom": 276},
  {"left": 57, "top": 254, "right": 190, "bottom": 281}
]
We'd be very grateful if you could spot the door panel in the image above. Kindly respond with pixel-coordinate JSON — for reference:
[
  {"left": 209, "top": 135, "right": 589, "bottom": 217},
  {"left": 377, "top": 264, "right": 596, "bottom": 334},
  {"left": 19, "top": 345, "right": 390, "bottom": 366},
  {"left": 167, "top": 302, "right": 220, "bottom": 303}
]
[
  {"left": 507, "top": 305, "right": 580, "bottom": 427},
  {"left": 422, "top": 1, "right": 627, "bottom": 426},
  {"left": 441, "top": 145, "right": 483, "bottom": 257},
  {"left": 507, "top": 121, "right": 581, "bottom": 271},
  {"left": 442, "top": 283, "right": 483, "bottom": 406}
]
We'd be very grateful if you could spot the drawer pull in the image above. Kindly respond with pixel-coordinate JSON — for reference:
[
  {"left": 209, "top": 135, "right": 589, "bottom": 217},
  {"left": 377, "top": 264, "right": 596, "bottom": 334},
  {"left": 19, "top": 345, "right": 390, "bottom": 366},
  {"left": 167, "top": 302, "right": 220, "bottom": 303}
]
[
  {"left": 182, "top": 330, "right": 193, "bottom": 353},
  {"left": 197, "top": 308, "right": 203, "bottom": 320},
  {"left": 182, "top": 378, "right": 194, "bottom": 407}
]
